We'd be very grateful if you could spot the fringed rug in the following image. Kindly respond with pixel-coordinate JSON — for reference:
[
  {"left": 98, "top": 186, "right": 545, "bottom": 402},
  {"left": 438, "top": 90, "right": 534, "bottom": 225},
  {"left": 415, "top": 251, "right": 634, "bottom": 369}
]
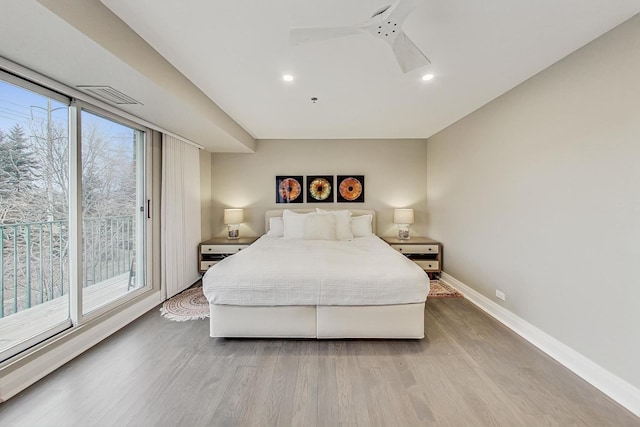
[
  {"left": 160, "top": 287, "right": 209, "bottom": 321},
  {"left": 428, "top": 280, "right": 464, "bottom": 298},
  {"left": 160, "top": 280, "right": 462, "bottom": 321}
]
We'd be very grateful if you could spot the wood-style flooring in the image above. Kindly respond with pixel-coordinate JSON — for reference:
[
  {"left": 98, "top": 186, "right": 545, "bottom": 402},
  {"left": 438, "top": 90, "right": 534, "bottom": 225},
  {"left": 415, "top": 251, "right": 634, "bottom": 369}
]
[{"left": 0, "top": 298, "right": 637, "bottom": 426}]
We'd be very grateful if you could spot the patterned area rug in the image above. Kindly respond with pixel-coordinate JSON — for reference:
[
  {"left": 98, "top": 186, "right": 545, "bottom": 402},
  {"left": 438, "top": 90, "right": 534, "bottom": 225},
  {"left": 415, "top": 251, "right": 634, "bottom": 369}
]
[
  {"left": 160, "top": 280, "right": 462, "bottom": 321},
  {"left": 428, "top": 280, "right": 464, "bottom": 298},
  {"left": 160, "top": 287, "right": 209, "bottom": 321}
]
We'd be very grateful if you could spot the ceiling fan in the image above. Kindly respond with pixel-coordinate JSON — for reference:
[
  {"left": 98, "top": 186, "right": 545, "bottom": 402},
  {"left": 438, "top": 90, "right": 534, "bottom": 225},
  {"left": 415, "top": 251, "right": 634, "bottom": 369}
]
[{"left": 290, "top": 0, "right": 430, "bottom": 73}]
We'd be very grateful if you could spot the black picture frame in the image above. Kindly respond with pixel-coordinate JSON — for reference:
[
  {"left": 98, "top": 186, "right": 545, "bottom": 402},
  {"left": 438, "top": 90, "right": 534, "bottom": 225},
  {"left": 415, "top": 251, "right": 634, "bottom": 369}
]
[
  {"left": 336, "top": 175, "right": 365, "bottom": 203},
  {"left": 306, "top": 175, "right": 334, "bottom": 203},
  {"left": 275, "top": 176, "right": 304, "bottom": 203}
]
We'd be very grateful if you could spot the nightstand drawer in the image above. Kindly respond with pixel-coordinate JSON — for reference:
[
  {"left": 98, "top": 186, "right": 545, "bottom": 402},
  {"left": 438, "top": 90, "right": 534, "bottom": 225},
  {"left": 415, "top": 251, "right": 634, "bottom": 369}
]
[
  {"left": 414, "top": 260, "right": 440, "bottom": 271},
  {"left": 200, "top": 260, "right": 219, "bottom": 271},
  {"left": 201, "top": 244, "right": 247, "bottom": 254},
  {"left": 394, "top": 244, "right": 439, "bottom": 254}
]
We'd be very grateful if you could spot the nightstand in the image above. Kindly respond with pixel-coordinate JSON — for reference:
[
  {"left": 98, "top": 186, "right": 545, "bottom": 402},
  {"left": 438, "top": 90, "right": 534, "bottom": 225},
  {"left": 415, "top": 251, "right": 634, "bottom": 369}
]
[
  {"left": 198, "top": 236, "right": 258, "bottom": 273},
  {"left": 381, "top": 236, "right": 442, "bottom": 278}
]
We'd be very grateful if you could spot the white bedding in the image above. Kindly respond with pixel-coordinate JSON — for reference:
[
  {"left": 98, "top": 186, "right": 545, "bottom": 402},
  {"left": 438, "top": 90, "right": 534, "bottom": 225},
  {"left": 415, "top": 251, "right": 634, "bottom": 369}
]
[{"left": 203, "top": 235, "right": 430, "bottom": 306}]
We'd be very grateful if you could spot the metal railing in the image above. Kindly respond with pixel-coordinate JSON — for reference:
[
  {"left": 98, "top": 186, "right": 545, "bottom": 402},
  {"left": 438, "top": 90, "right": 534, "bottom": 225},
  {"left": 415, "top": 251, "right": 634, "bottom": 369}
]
[
  {"left": 82, "top": 216, "right": 135, "bottom": 287},
  {"left": 0, "top": 216, "right": 135, "bottom": 319}
]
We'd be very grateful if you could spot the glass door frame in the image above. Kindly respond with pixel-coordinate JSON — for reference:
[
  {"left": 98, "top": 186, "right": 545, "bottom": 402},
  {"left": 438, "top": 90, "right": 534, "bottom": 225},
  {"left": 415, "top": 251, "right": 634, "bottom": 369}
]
[
  {"left": 0, "top": 70, "right": 73, "bottom": 362},
  {"left": 0, "top": 63, "right": 156, "bottom": 365},
  {"left": 70, "top": 101, "right": 152, "bottom": 325}
]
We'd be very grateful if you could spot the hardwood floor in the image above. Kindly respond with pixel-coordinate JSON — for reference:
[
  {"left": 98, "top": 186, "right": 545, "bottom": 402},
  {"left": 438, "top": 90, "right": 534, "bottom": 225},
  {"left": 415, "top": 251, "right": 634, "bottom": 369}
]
[{"left": 0, "top": 298, "right": 637, "bottom": 426}]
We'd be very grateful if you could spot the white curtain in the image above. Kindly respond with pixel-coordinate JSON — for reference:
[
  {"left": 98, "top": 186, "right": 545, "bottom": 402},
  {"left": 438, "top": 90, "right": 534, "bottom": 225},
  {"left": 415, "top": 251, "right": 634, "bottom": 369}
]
[{"left": 161, "top": 134, "right": 202, "bottom": 299}]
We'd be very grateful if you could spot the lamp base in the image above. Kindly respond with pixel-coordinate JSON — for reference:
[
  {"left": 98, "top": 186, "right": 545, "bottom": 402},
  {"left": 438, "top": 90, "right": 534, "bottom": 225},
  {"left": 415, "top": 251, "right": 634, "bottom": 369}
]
[
  {"left": 397, "top": 224, "right": 410, "bottom": 240},
  {"left": 227, "top": 224, "right": 239, "bottom": 240}
]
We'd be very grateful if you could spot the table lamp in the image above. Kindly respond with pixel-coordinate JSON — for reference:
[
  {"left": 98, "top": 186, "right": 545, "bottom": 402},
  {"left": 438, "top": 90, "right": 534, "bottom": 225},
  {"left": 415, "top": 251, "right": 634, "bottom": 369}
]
[
  {"left": 223, "top": 208, "right": 244, "bottom": 240},
  {"left": 393, "top": 208, "right": 414, "bottom": 240}
]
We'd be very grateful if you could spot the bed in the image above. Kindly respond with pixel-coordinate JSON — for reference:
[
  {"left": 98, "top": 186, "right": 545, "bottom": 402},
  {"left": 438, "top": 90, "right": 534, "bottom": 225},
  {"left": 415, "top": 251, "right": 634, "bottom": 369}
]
[{"left": 202, "top": 209, "right": 430, "bottom": 339}]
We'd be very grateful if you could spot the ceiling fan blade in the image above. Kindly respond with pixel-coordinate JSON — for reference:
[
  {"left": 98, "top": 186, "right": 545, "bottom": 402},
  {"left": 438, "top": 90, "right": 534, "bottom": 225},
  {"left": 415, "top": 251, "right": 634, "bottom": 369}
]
[
  {"left": 385, "top": 0, "right": 419, "bottom": 25},
  {"left": 290, "top": 26, "right": 363, "bottom": 45},
  {"left": 290, "top": 0, "right": 429, "bottom": 74},
  {"left": 392, "top": 31, "right": 431, "bottom": 73}
]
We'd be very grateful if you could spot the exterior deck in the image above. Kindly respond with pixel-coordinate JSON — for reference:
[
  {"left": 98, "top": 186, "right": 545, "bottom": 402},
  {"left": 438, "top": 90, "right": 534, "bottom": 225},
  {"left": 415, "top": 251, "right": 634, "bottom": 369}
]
[{"left": 0, "top": 274, "right": 132, "bottom": 358}]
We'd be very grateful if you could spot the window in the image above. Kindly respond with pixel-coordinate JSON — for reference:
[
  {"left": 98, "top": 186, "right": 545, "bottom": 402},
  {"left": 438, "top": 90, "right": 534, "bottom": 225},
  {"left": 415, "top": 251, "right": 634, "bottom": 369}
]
[
  {"left": 0, "top": 74, "right": 71, "bottom": 360},
  {"left": 79, "top": 110, "right": 147, "bottom": 315},
  {"left": 0, "top": 71, "right": 150, "bottom": 362}
]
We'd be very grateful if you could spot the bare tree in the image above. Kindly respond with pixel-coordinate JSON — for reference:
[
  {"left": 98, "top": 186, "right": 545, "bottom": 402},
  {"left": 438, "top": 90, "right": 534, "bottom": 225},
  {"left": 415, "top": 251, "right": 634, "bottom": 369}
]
[{"left": 2, "top": 114, "right": 139, "bottom": 315}]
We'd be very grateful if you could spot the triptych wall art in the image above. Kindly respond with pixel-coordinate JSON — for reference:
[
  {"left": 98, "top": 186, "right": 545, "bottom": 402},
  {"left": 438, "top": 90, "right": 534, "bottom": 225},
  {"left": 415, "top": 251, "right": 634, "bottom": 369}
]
[{"left": 275, "top": 175, "right": 365, "bottom": 204}]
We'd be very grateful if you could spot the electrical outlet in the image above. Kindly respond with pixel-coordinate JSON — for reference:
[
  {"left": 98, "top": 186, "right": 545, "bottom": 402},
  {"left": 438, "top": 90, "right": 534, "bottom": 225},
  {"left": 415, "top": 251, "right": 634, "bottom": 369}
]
[{"left": 495, "top": 290, "right": 506, "bottom": 301}]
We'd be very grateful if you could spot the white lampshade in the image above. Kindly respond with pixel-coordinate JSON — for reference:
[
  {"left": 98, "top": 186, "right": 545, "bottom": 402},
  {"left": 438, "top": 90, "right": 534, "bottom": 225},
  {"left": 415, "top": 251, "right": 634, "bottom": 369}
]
[
  {"left": 393, "top": 208, "right": 415, "bottom": 225},
  {"left": 223, "top": 208, "right": 245, "bottom": 225}
]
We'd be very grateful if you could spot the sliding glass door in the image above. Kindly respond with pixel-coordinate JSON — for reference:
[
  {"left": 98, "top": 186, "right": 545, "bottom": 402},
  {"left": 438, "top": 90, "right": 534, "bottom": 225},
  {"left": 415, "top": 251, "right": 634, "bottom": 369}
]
[
  {"left": 0, "top": 72, "right": 149, "bottom": 362},
  {"left": 0, "top": 74, "right": 71, "bottom": 360},
  {"left": 79, "top": 110, "right": 146, "bottom": 315}
]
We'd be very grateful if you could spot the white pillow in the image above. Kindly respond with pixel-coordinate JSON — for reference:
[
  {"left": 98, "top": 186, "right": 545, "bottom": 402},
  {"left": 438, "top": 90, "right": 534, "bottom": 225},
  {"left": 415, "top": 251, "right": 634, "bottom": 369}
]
[
  {"left": 266, "top": 217, "right": 284, "bottom": 237},
  {"left": 351, "top": 214, "right": 373, "bottom": 237},
  {"left": 316, "top": 209, "right": 353, "bottom": 240},
  {"left": 303, "top": 213, "right": 337, "bottom": 240},
  {"left": 282, "top": 209, "right": 313, "bottom": 239}
]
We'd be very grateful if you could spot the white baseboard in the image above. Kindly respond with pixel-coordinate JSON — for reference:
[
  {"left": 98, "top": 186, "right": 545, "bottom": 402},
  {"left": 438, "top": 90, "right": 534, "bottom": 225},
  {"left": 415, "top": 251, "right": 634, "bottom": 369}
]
[
  {"left": 0, "top": 291, "right": 161, "bottom": 402},
  {"left": 440, "top": 272, "right": 640, "bottom": 417}
]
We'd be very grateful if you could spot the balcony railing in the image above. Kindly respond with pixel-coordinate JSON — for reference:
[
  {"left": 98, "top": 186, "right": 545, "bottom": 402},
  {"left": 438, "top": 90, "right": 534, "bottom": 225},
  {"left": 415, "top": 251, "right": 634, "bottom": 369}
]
[{"left": 0, "top": 216, "right": 134, "bottom": 319}]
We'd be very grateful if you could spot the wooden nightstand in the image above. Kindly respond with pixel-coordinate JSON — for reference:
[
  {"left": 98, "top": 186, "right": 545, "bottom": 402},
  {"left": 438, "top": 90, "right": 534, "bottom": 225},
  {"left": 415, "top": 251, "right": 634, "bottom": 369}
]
[
  {"left": 381, "top": 236, "right": 442, "bottom": 278},
  {"left": 198, "top": 236, "right": 258, "bottom": 273}
]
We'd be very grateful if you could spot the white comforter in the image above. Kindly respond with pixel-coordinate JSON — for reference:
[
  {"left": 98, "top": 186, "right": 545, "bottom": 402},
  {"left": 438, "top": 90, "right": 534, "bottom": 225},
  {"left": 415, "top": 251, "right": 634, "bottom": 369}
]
[{"left": 203, "top": 236, "right": 430, "bottom": 306}]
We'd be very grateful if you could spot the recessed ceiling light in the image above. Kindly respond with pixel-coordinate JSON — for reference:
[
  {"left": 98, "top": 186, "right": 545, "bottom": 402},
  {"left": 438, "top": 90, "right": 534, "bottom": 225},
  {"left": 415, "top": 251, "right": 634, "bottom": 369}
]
[
  {"left": 421, "top": 73, "right": 435, "bottom": 81},
  {"left": 282, "top": 74, "right": 294, "bottom": 82}
]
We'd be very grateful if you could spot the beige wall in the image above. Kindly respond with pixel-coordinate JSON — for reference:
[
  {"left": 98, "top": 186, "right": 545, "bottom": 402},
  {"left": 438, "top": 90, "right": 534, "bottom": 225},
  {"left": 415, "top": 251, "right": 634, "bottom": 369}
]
[
  {"left": 427, "top": 15, "right": 640, "bottom": 388},
  {"left": 208, "top": 139, "right": 428, "bottom": 237}
]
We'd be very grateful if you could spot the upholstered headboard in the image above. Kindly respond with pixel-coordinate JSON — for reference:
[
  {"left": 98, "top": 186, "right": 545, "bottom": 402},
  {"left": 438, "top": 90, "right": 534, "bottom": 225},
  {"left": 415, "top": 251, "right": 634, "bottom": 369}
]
[{"left": 265, "top": 209, "right": 376, "bottom": 235}]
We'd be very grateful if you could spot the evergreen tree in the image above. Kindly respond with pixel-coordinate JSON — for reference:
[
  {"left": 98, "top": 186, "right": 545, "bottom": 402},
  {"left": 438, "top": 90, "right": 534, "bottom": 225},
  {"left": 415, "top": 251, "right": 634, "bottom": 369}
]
[
  {"left": 1, "top": 124, "right": 39, "bottom": 194},
  {"left": 0, "top": 129, "right": 10, "bottom": 217},
  {"left": 0, "top": 128, "right": 9, "bottom": 190}
]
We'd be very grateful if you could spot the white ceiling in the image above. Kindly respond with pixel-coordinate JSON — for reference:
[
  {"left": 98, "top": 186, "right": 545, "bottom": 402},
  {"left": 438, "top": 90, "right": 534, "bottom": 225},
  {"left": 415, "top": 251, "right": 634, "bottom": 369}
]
[{"left": 1, "top": 1, "right": 639, "bottom": 151}]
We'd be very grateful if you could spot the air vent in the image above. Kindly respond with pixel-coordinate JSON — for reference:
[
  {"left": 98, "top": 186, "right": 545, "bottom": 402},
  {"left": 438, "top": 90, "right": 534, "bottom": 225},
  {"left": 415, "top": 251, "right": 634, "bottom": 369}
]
[{"left": 76, "top": 85, "right": 143, "bottom": 105}]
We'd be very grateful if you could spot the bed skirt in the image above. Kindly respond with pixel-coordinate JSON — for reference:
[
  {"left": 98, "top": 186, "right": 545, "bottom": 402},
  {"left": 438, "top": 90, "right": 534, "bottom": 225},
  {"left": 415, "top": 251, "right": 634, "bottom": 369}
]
[{"left": 209, "top": 302, "right": 425, "bottom": 339}]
